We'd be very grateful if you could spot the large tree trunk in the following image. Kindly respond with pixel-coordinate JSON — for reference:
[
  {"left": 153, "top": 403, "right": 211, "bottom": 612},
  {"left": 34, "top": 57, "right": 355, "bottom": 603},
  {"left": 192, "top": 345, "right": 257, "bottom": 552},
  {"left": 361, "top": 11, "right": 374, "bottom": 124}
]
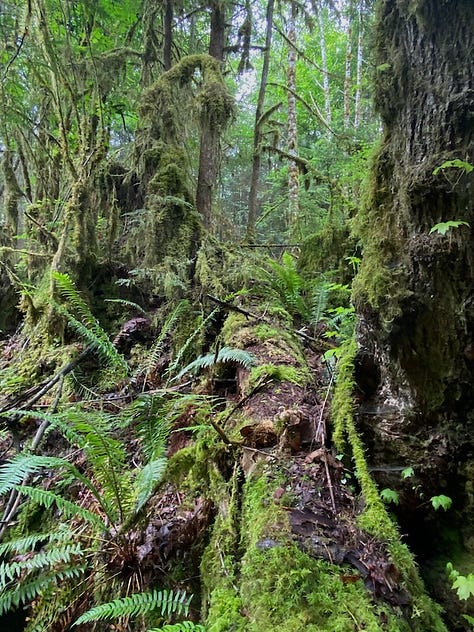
[{"left": 353, "top": 0, "right": 474, "bottom": 626}]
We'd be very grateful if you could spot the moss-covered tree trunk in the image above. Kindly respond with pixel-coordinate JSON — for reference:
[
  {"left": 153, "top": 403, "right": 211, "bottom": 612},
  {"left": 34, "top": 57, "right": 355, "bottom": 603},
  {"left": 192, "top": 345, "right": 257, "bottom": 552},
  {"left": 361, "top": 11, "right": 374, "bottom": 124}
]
[{"left": 353, "top": 0, "right": 474, "bottom": 625}]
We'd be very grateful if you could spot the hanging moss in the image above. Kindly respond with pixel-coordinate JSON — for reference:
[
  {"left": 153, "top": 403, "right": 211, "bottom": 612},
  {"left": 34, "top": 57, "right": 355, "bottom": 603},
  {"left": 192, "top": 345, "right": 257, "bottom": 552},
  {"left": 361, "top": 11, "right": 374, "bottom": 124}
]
[{"left": 331, "top": 337, "right": 447, "bottom": 632}]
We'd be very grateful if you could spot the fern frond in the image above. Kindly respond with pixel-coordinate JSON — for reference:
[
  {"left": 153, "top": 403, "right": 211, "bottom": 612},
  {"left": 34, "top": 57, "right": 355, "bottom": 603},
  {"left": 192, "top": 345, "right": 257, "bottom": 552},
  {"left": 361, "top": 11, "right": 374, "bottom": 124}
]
[
  {"left": 0, "top": 454, "right": 68, "bottom": 495},
  {"left": 133, "top": 458, "right": 167, "bottom": 512},
  {"left": 53, "top": 271, "right": 128, "bottom": 374},
  {"left": 0, "top": 543, "right": 83, "bottom": 585},
  {"left": 104, "top": 298, "right": 147, "bottom": 315},
  {"left": 173, "top": 346, "right": 256, "bottom": 381},
  {"left": 148, "top": 623, "right": 206, "bottom": 631},
  {"left": 0, "top": 527, "right": 72, "bottom": 557},
  {"left": 140, "top": 300, "right": 189, "bottom": 379},
  {"left": 166, "top": 308, "right": 218, "bottom": 380},
  {"left": 73, "top": 589, "right": 191, "bottom": 625},
  {"left": 0, "top": 564, "right": 87, "bottom": 615},
  {"left": 309, "top": 282, "right": 329, "bottom": 325},
  {"left": 13, "top": 485, "right": 106, "bottom": 529}
]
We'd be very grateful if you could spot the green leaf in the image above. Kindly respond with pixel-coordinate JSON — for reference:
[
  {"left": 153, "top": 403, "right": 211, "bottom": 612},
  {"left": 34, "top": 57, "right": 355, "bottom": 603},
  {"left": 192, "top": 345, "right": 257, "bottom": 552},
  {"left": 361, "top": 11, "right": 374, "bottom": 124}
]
[
  {"left": 452, "top": 574, "right": 474, "bottom": 601},
  {"left": 433, "top": 159, "right": 474, "bottom": 175},
  {"left": 380, "top": 488, "right": 399, "bottom": 505},
  {"left": 73, "top": 589, "right": 191, "bottom": 625},
  {"left": 401, "top": 466, "right": 414, "bottom": 479},
  {"left": 430, "top": 495, "right": 452, "bottom": 511},
  {"left": 429, "top": 221, "right": 469, "bottom": 235}
]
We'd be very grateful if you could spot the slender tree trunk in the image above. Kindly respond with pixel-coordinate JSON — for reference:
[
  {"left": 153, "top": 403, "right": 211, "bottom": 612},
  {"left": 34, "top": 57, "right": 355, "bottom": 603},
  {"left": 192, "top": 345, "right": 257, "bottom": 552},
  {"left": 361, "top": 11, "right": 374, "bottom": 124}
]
[
  {"left": 317, "top": 1, "right": 331, "bottom": 128},
  {"left": 163, "top": 0, "right": 173, "bottom": 70},
  {"left": 286, "top": 0, "right": 299, "bottom": 236},
  {"left": 245, "top": 0, "right": 275, "bottom": 243},
  {"left": 343, "top": 1, "right": 354, "bottom": 131},
  {"left": 353, "top": 0, "right": 363, "bottom": 130},
  {"left": 195, "top": 0, "right": 226, "bottom": 229}
]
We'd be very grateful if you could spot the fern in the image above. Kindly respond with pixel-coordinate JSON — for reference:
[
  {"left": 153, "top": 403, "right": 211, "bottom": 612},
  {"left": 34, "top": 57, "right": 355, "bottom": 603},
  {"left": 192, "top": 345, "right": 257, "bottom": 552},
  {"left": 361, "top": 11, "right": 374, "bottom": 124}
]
[
  {"left": 0, "top": 564, "right": 87, "bottom": 615},
  {"left": 53, "top": 271, "right": 128, "bottom": 374},
  {"left": 173, "top": 346, "right": 256, "bottom": 381},
  {"left": 166, "top": 308, "right": 218, "bottom": 380},
  {"left": 12, "top": 485, "right": 106, "bottom": 528},
  {"left": 148, "top": 623, "right": 206, "bottom": 632},
  {"left": 262, "top": 252, "right": 308, "bottom": 319},
  {"left": 104, "top": 298, "right": 147, "bottom": 315},
  {"left": 73, "top": 589, "right": 191, "bottom": 625},
  {"left": 0, "top": 527, "right": 72, "bottom": 556},
  {"left": 133, "top": 457, "right": 168, "bottom": 512},
  {"left": 0, "top": 453, "right": 69, "bottom": 495},
  {"left": 139, "top": 300, "right": 189, "bottom": 380},
  {"left": 0, "top": 543, "right": 83, "bottom": 585}
]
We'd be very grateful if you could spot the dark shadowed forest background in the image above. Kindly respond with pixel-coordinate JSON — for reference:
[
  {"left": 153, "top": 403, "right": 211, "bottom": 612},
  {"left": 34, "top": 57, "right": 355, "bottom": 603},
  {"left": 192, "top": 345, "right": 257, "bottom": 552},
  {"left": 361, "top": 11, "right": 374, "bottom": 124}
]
[{"left": 0, "top": 0, "right": 473, "bottom": 630}]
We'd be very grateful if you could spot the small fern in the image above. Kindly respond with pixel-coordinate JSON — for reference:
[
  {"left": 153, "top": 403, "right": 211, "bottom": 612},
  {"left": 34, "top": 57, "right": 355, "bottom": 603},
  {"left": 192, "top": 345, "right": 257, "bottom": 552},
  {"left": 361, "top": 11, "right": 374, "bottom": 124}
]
[
  {"left": 53, "top": 271, "right": 128, "bottom": 374},
  {"left": 12, "top": 485, "right": 106, "bottom": 528},
  {"left": 166, "top": 308, "right": 218, "bottom": 381},
  {"left": 0, "top": 453, "right": 69, "bottom": 495},
  {"left": 73, "top": 589, "right": 191, "bottom": 625},
  {"left": 173, "top": 346, "right": 256, "bottom": 381},
  {"left": 0, "top": 543, "right": 83, "bottom": 584},
  {"left": 0, "top": 564, "right": 87, "bottom": 616},
  {"left": 138, "top": 300, "right": 189, "bottom": 381},
  {"left": 133, "top": 457, "right": 168, "bottom": 512},
  {"left": 148, "top": 623, "right": 206, "bottom": 631}
]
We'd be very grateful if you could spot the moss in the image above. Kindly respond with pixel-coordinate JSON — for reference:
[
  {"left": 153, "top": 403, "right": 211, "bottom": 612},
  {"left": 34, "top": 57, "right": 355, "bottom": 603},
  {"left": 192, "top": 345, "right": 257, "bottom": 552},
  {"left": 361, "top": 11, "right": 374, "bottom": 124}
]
[
  {"left": 331, "top": 336, "right": 448, "bottom": 632},
  {"left": 248, "top": 363, "right": 309, "bottom": 390}
]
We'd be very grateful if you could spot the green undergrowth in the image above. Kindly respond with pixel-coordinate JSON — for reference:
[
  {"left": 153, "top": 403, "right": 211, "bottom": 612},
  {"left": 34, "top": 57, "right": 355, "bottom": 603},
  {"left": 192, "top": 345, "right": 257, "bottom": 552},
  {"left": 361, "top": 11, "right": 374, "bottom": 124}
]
[
  {"left": 203, "top": 469, "right": 421, "bottom": 631},
  {"left": 332, "top": 336, "right": 447, "bottom": 631}
]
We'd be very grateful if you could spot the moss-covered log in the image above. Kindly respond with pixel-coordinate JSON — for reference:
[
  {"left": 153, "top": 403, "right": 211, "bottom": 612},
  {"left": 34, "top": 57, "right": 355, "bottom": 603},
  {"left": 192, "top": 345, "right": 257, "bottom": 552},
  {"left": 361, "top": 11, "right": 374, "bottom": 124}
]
[{"left": 165, "top": 305, "right": 446, "bottom": 631}]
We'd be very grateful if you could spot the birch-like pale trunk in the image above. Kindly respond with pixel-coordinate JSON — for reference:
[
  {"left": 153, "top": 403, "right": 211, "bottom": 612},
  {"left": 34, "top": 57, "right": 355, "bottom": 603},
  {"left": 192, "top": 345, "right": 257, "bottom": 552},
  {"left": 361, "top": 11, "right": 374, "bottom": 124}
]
[
  {"left": 245, "top": 0, "right": 275, "bottom": 243},
  {"left": 287, "top": 0, "right": 299, "bottom": 236},
  {"left": 343, "top": 2, "right": 353, "bottom": 131},
  {"left": 317, "top": 2, "right": 332, "bottom": 128},
  {"left": 353, "top": 0, "right": 364, "bottom": 129}
]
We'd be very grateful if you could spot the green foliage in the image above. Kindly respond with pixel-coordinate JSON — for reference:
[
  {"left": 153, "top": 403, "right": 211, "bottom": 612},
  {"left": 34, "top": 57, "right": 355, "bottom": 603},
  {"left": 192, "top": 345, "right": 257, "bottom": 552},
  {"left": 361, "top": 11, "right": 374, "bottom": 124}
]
[
  {"left": 433, "top": 159, "right": 473, "bottom": 175},
  {"left": 148, "top": 623, "right": 206, "bottom": 632},
  {"left": 446, "top": 563, "right": 474, "bottom": 601},
  {"left": 401, "top": 466, "right": 414, "bottom": 479},
  {"left": 53, "top": 272, "right": 128, "bottom": 375},
  {"left": 73, "top": 589, "right": 191, "bottom": 625},
  {"left": 174, "top": 346, "right": 256, "bottom": 381},
  {"left": 380, "top": 488, "right": 400, "bottom": 505},
  {"left": 430, "top": 495, "right": 452, "bottom": 511},
  {"left": 429, "top": 221, "right": 470, "bottom": 236}
]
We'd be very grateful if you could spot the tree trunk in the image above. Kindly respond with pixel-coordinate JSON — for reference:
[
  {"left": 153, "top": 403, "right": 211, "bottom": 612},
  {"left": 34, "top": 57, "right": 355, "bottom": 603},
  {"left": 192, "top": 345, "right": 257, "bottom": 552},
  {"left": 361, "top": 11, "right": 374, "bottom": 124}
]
[
  {"left": 195, "top": 0, "right": 227, "bottom": 229},
  {"left": 353, "top": 0, "right": 363, "bottom": 130},
  {"left": 245, "top": 0, "right": 275, "bottom": 243},
  {"left": 286, "top": 1, "right": 299, "bottom": 237},
  {"left": 316, "top": 1, "right": 331, "bottom": 129},
  {"left": 353, "top": 0, "right": 474, "bottom": 626},
  {"left": 343, "top": 1, "right": 354, "bottom": 131}
]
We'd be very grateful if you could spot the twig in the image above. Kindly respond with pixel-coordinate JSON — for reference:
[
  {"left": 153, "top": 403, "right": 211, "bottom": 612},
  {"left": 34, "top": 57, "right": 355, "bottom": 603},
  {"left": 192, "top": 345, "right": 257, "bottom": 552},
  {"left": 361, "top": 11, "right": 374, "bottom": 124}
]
[{"left": 206, "top": 294, "right": 319, "bottom": 345}]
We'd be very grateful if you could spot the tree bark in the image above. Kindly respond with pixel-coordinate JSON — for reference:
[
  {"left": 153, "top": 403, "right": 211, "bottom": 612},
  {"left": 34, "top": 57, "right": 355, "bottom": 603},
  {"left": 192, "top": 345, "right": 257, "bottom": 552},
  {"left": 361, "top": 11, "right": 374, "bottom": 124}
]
[
  {"left": 195, "top": 0, "right": 227, "bottom": 229},
  {"left": 245, "top": 0, "right": 275, "bottom": 243},
  {"left": 286, "top": 0, "right": 299, "bottom": 237},
  {"left": 354, "top": 1, "right": 474, "bottom": 626}
]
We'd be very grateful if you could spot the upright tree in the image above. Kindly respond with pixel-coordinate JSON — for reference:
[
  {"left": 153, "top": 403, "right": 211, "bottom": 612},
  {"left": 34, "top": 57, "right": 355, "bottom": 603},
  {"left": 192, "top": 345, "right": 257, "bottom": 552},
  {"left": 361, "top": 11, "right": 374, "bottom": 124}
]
[{"left": 354, "top": 2, "right": 474, "bottom": 624}]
